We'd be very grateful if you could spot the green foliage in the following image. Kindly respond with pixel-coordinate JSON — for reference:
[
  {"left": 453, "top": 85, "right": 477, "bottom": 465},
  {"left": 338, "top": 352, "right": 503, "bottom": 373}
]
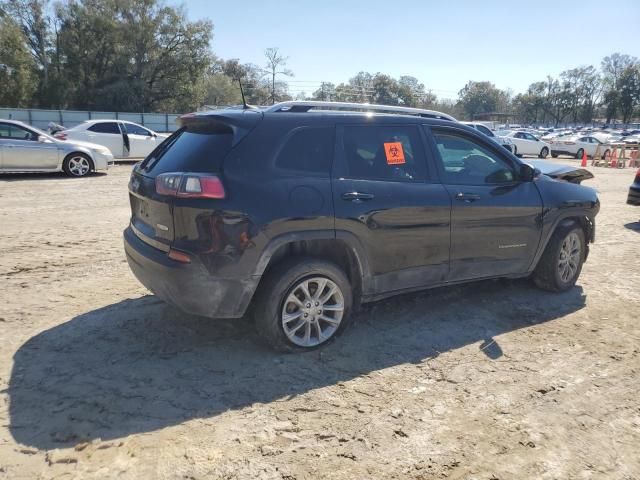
[
  {"left": 0, "top": 16, "right": 38, "bottom": 107},
  {"left": 457, "top": 81, "right": 510, "bottom": 120}
]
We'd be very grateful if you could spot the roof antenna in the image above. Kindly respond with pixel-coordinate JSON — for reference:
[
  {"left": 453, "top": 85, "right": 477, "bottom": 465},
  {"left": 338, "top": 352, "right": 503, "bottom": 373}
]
[{"left": 238, "top": 77, "right": 249, "bottom": 109}]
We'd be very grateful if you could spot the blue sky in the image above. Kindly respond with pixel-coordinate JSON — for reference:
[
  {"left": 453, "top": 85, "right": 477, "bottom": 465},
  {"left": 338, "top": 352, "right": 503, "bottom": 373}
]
[{"left": 184, "top": 0, "right": 640, "bottom": 100}]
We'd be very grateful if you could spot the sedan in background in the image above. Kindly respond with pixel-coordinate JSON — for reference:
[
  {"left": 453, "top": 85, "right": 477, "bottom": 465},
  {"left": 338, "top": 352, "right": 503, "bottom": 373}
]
[
  {"left": 500, "top": 131, "right": 551, "bottom": 158},
  {"left": 55, "top": 120, "right": 169, "bottom": 160},
  {"left": 550, "top": 135, "right": 611, "bottom": 159},
  {"left": 0, "top": 119, "right": 112, "bottom": 177}
]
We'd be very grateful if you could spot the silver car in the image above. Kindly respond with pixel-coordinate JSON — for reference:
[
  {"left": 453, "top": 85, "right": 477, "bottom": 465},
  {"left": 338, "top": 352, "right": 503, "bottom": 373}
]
[{"left": 0, "top": 119, "right": 113, "bottom": 177}]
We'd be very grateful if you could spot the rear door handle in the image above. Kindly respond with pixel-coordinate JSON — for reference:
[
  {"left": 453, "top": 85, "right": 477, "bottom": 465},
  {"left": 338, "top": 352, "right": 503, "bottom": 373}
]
[
  {"left": 455, "top": 192, "right": 481, "bottom": 202},
  {"left": 342, "top": 191, "right": 374, "bottom": 202}
]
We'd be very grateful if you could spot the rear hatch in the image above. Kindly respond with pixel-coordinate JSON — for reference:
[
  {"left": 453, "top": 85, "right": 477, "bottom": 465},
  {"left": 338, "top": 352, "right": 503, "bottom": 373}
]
[{"left": 128, "top": 109, "right": 262, "bottom": 251}]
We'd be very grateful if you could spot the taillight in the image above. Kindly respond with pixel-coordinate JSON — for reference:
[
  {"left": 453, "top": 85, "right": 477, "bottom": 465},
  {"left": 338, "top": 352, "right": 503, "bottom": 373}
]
[
  {"left": 155, "top": 173, "right": 226, "bottom": 199},
  {"left": 635, "top": 168, "right": 640, "bottom": 182},
  {"left": 54, "top": 133, "right": 67, "bottom": 140}
]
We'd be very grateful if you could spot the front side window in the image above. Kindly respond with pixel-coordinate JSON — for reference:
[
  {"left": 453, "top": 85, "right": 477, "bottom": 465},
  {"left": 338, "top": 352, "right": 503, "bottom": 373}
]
[
  {"left": 275, "top": 127, "right": 334, "bottom": 174},
  {"left": 0, "top": 123, "right": 37, "bottom": 140},
  {"left": 88, "top": 122, "right": 120, "bottom": 134},
  {"left": 432, "top": 130, "right": 516, "bottom": 185},
  {"left": 341, "top": 125, "right": 426, "bottom": 182},
  {"left": 124, "top": 123, "right": 152, "bottom": 136}
]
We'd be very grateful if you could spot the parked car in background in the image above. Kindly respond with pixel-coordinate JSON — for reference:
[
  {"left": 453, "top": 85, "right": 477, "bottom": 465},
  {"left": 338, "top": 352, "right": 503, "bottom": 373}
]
[
  {"left": 499, "top": 131, "right": 551, "bottom": 158},
  {"left": 124, "top": 101, "right": 599, "bottom": 352},
  {"left": 0, "top": 119, "right": 112, "bottom": 177},
  {"left": 462, "top": 122, "right": 514, "bottom": 152},
  {"left": 622, "top": 134, "right": 640, "bottom": 145},
  {"left": 627, "top": 168, "right": 640, "bottom": 206},
  {"left": 550, "top": 135, "right": 610, "bottom": 159},
  {"left": 55, "top": 120, "right": 169, "bottom": 160}
]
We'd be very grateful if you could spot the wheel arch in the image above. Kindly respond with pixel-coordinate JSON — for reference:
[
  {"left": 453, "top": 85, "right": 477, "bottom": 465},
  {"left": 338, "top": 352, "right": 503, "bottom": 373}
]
[{"left": 253, "top": 231, "right": 371, "bottom": 304}]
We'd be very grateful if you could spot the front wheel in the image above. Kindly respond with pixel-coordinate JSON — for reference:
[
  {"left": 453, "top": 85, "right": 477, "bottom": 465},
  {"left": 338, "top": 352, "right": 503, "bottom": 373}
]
[
  {"left": 533, "top": 223, "right": 585, "bottom": 292},
  {"left": 539, "top": 147, "right": 549, "bottom": 158},
  {"left": 63, "top": 153, "right": 92, "bottom": 177},
  {"left": 253, "top": 257, "right": 353, "bottom": 352}
]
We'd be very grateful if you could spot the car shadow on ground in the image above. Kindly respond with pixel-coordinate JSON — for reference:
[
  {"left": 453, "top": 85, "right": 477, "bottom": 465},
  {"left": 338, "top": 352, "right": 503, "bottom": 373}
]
[
  {"left": 624, "top": 221, "right": 640, "bottom": 232},
  {"left": 8, "top": 279, "right": 586, "bottom": 449},
  {"left": 0, "top": 172, "right": 108, "bottom": 182}
]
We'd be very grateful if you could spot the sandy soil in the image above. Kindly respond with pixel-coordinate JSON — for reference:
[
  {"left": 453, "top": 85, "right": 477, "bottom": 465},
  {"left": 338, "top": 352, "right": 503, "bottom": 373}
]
[{"left": 0, "top": 160, "right": 639, "bottom": 480}]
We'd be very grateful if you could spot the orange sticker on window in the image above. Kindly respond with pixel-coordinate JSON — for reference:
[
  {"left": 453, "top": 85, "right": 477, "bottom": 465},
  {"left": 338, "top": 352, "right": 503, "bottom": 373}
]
[{"left": 384, "top": 142, "right": 405, "bottom": 165}]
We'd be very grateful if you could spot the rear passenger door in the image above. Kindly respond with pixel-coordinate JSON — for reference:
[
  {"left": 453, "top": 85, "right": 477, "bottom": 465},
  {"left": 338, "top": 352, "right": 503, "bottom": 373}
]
[
  {"left": 86, "top": 122, "right": 125, "bottom": 157},
  {"left": 427, "top": 126, "right": 543, "bottom": 280},
  {"left": 332, "top": 124, "right": 451, "bottom": 295}
]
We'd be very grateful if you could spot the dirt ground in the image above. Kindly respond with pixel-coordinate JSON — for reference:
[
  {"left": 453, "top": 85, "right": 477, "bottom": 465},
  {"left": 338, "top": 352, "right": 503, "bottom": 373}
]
[{"left": 0, "top": 159, "right": 639, "bottom": 480}]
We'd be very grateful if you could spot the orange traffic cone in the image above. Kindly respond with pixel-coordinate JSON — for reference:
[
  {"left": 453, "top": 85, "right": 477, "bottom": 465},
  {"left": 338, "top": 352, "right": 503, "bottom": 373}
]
[
  {"left": 581, "top": 149, "right": 588, "bottom": 167},
  {"left": 610, "top": 148, "right": 618, "bottom": 168}
]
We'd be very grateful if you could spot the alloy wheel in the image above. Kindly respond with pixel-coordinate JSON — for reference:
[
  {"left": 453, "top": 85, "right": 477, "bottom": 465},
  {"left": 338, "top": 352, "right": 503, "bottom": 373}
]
[{"left": 558, "top": 232, "right": 581, "bottom": 283}]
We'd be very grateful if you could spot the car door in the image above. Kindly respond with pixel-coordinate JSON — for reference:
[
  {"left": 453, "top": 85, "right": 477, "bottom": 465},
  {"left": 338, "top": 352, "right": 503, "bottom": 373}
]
[
  {"left": 0, "top": 122, "right": 59, "bottom": 170},
  {"left": 332, "top": 123, "right": 451, "bottom": 295},
  {"left": 123, "top": 123, "right": 156, "bottom": 158},
  {"left": 86, "top": 122, "right": 125, "bottom": 157},
  {"left": 427, "top": 126, "right": 543, "bottom": 281}
]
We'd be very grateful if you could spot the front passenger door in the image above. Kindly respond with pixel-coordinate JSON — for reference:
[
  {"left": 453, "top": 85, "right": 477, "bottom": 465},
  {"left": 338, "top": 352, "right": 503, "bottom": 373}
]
[
  {"left": 428, "top": 127, "right": 543, "bottom": 281},
  {"left": 0, "top": 123, "right": 59, "bottom": 170},
  {"left": 332, "top": 124, "right": 451, "bottom": 295}
]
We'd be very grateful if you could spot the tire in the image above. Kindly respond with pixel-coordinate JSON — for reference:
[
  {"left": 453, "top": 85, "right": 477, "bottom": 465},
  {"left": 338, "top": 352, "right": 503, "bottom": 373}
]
[
  {"left": 551, "top": 153, "right": 558, "bottom": 158},
  {"left": 539, "top": 147, "right": 549, "bottom": 158},
  {"left": 253, "top": 257, "right": 353, "bottom": 352},
  {"left": 533, "top": 223, "right": 586, "bottom": 292},
  {"left": 602, "top": 149, "right": 610, "bottom": 160},
  {"left": 63, "top": 153, "right": 93, "bottom": 177},
  {"left": 575, "top": 148, "right": 584, "bottom": 160},
  {"left": 513, "top": 146, "right": 518, "bottom": 157}
]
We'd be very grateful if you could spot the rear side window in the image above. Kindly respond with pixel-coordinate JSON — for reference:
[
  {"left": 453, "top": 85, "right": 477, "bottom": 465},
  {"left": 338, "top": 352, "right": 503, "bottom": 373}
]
[
  {"left": 140, "top": 123, "right": 233, "bottom": 175},
  {"left": 275, "top": 127, "right": 334, "bottom": 175},
  {"left": 341, "top": 125, "right": 426, "bottom": 182},
  {"left": 89, "top": 122, "right": 120, "bottom": 134}
]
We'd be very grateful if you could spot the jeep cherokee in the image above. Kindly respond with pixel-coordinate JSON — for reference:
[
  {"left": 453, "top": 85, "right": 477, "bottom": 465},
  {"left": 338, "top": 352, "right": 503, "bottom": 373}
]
[{"left": 124, "top": 101, "right": 599, "bottom": 352}]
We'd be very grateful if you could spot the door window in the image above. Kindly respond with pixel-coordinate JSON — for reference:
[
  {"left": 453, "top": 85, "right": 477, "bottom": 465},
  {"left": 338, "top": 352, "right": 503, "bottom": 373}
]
[
  {"left": 0, "top": 123, "right": 37, "bottom": 140},
  {"left": 514, "top": 132, "right": 526, "bottom": 139},
  {"left": 341, "top": 125, "right": 426, "bottom": 182},
  {"left": 524, "top": 133, "right": 538, "bottom": 141},
  {"left": 88, "top": 122, "right": 120, "bottom": 134},
  {"left": 476, "top": 124, "right": 494, "bottom": 137},
  {"left": 124, "top": 123, "right": 152, "bottom": 136},
  {"left": 431, "top": 130, "right": 517, "bottom": 185},
  {"left": 275, "top": 127, "right": 334, "bottom": 175}
]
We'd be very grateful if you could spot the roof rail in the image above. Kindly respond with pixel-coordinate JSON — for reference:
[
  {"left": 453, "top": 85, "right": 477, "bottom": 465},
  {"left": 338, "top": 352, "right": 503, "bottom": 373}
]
[{"left": 265, "top": 101, "right": 456, "bottom": 121}]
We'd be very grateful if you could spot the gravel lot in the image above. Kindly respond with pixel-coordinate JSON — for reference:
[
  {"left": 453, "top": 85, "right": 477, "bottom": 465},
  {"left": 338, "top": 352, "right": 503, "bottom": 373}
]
[{"left": 0, "top": 160, "right": 639, "bottom": 480}]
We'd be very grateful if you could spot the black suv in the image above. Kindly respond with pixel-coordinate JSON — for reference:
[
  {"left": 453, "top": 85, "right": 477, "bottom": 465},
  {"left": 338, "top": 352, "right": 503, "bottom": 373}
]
[{"left": 124, "top": 101, "right": 599, "bottom": 352}]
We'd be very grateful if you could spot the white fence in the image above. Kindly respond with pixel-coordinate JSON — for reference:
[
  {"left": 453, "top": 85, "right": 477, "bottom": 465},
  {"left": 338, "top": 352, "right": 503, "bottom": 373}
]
[{"left": 0, "top": 108, "right": 181, "bottom": 133}]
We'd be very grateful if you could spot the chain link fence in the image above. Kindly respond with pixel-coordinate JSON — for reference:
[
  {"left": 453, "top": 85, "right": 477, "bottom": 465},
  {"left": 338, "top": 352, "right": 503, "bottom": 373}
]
[{"left": 0, "top": 108, "right": 181, "bottom": 133}]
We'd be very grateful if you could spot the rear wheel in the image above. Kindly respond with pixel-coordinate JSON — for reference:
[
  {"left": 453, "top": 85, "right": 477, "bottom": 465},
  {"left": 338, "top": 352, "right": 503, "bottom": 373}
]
[
  {"left": 551, "top": 153, "right": 558, "bottom": 158},
  {"left": 513, "top": 146, "right": 519, "bottom": 157},
  {"left": 533, "top": 223, "right": 585, "bottom": 292},
  {"left": 253, "top": 257, "right": 353, "bottom": 352},
  {"left": 63, "top": 153, "right": 92, "bottom": 177},
  {"left": 602, "top": 149, "right": 610, "bottom": 160},
  {"left": 575, "top": 148, "right": 584, "bottom": 160},
  {"left": 539, "top": 147, "right": 549, "bottom": 158}
]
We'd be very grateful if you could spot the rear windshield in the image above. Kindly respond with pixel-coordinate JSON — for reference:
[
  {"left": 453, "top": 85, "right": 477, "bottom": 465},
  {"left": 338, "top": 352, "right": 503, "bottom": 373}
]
[{"left": 140, "top": 123, "right": 233, "bottom": 176}]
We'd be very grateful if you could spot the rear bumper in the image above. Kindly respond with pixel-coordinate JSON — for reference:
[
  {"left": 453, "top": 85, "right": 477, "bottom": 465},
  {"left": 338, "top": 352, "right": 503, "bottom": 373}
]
[
  {"left": 628, "top": 185, "right": 640, "bottom": 206},
  {"left": 123, "top": 226, "right": 258, "bottom": 318}
]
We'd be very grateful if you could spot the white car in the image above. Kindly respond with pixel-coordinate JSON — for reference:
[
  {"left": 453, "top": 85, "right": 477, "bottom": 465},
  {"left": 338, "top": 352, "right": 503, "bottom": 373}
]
[
  {"left": 55, "top": 120, "right": 169, "bottom": 160},
  {"left": 550, "top": 135, "right": 611, "bottom": 159},
  {"left": 0, "top": 119, "right": 113, "bottom": 177},
  {"left": 462, "top": 122, "right": 514, "bottom": 153},
  {"left": 501, "top": 131, "right": 551, "bottom": 158}
]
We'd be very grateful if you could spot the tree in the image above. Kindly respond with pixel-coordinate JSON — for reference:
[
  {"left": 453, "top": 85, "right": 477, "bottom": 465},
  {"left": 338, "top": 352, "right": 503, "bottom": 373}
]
[
  {"left": 601, "top": 53, "right": 638, "bottom": 122},
  {"left": 262, "top": 47, "right": 292, "bottom": 104},
  {"left": 457, "top": 81, "right": 509, "bottom": 120},
  {"left": 618, "top": 65, "right": 640, "bottom": 124},
  {"left": 0, "top": 15, "right": 38, "bottom": 106}
]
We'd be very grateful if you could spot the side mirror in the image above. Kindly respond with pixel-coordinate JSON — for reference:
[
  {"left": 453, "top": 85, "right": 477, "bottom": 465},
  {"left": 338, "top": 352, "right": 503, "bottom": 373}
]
[{"left": 520, "top": 163, "right": 540, "bottom": 182}]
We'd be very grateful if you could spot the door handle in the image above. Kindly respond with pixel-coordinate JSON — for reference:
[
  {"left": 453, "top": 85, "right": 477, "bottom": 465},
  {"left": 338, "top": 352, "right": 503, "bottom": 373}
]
[
  {"left": 342, "top": 191, "right": 374, "bottom": 202},
  {"left": 455, "top": 192, "right": 481, "bottom": 202}
]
